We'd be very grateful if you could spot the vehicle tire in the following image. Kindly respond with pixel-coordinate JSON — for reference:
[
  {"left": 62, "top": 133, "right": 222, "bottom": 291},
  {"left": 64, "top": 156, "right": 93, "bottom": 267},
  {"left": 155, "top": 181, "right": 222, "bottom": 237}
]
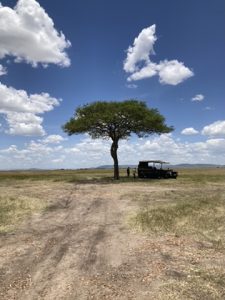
[{"left": 139, "top": 171, "right": 144, "bottom": 178}]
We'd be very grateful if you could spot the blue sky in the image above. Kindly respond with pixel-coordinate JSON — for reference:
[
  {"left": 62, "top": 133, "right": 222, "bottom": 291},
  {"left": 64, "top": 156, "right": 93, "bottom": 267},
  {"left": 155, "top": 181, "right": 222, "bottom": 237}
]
[{"left": 0, "top": 0, "right": 224, "bottom": 169}]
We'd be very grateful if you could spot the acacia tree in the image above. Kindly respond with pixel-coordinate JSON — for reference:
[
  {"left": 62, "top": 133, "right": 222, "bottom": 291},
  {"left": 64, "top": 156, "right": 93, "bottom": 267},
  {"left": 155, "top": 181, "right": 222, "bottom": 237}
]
[{"left": 63, "top": 100, "right": 173, "bottom": 179}]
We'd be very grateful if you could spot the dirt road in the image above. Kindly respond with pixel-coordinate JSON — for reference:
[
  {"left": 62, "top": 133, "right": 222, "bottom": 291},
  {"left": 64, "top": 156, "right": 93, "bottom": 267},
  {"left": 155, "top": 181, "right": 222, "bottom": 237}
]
[{"left": 0, "top": 182, "right": 164, "bottom": 299}]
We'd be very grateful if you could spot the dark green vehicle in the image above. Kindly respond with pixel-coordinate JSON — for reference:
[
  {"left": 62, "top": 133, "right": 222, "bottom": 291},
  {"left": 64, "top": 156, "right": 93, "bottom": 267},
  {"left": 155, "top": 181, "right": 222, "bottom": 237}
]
[{"left": 138, "top": 160, "right": 178, "bottom": 179}]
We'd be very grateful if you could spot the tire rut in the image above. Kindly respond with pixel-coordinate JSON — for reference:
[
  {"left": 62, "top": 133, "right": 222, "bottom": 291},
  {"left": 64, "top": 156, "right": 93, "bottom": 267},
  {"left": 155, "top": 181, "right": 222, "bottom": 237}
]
[
  {"left": 0, "top": 186, "right": 111, "bottom": 299},
  {"left": 0, "top": 183, "right": 141, "bottom": 300}
]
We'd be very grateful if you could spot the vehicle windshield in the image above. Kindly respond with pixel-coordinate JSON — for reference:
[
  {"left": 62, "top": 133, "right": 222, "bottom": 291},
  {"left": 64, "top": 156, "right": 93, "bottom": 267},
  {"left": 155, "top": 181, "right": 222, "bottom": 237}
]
[{"left": 138, "top": 161, "right": 169, "bottom": 169}]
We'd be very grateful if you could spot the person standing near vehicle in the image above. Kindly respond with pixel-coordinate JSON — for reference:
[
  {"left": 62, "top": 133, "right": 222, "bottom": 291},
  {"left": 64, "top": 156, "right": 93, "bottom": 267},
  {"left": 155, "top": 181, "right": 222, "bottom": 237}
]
[{"left": 127, "top": 167, "right": 130, "bottom": 177}]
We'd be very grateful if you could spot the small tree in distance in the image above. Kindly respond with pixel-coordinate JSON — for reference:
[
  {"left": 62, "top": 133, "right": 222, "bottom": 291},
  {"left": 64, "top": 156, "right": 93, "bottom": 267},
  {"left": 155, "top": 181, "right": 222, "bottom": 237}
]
[{"left": 63, "top": 100, "right": 173, "bottom": 180}]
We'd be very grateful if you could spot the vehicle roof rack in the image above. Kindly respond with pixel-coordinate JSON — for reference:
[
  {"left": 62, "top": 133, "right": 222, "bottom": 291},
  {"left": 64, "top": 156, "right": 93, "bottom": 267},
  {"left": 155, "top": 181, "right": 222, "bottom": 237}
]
[{"left": 139, "top": 160, "right": 170, "bottom": 164}]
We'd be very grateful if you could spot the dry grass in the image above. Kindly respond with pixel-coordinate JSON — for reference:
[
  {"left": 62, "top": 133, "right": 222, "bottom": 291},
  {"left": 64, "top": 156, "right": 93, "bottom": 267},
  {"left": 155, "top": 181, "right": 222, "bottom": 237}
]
[
  {"left": 159, "top": 270, "right": 225, "bottom": 299},
  {"left": 0, "top": 195, "right": 47, "bottom": 233},
  {"left": 0, "top": 180, "right": 74, "bottom": 233},
  {"left": 129, "top": 168, "right": 225, "bottom": 299},
  {"left": 133, "top": 190, "right": 225, "bottom": 245},
  {"left": 0, "top": 169, "right": 116, "bottom": 183}
]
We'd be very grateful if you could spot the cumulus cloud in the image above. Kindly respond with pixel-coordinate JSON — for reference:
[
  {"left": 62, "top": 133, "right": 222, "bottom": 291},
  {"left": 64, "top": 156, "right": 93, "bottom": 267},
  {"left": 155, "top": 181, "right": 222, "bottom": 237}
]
[
  {"left": 0, "top": 137, "right": 111, "bottom": 169},
  {"left": 0, "top": 82, "right": 60, "bottom": 136},
  {"left": 192, "top": 94, "right": 204, "bottom": 102},
  {"left": 0, "top": 64, "right": 7, "bottom": 76},
  {"left": 0, "top": 133, "right": 224, "bottom": 170},
  {"left": 0, "top": 0, "right": 71, "bottom": 67},
  {"left": 0, "top": 83, "right": 59, "bottom": 113},
  {"left": 127, "top": 62, "right": 157, "bottom": 81},
  {"left": 157, "top": 60, "right": 193, "bottom": 85},
  {"left": 206, "top": 138, "right": 225, "bottom": 150},
  {"left": 181, "top": 127, "right": 199, "bottom": 135},
  {"left": 202, "top": 120, "right": 225, "bottom": 137},
  {"left": 124, "top": 25, "right": 157, "bottom": 73},
  {"left": 6, "top": 112, "right": 45, "bottom": 136},
  {"left": 42, "top": 134, "right": 65, "bottom": 144},
  {"left": 123, "top": 24, "right": 193, "bottom": 85}
]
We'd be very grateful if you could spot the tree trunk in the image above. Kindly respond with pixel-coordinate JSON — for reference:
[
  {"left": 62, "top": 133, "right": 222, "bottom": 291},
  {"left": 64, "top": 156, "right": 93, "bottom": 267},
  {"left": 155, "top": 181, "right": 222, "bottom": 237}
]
[{"left": 110, "top": 139, "right": 119, "bottom": 180}]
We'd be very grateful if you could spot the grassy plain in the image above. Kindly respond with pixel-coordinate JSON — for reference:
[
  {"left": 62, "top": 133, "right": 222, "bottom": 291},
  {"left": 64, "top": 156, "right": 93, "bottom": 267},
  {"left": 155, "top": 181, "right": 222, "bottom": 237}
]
[
  {"left": 0, "top": 167, "right": 225, "bottom": 299},
  {"left": 129, "top": 167, "right": 225, "bottom": 299}
]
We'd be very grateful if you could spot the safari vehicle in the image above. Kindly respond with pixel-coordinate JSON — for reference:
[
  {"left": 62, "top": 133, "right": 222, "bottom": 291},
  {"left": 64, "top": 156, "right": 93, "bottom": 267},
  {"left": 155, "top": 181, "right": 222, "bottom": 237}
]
[{"left": 138, "top": 160, "right": 178, "bottom": 179}]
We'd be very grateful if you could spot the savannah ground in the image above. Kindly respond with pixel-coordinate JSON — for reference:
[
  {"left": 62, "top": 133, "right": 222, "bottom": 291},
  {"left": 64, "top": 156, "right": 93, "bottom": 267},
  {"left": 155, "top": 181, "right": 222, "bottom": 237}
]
[{"left": 0, "top": 168, "right": 225, "bottom": 299}]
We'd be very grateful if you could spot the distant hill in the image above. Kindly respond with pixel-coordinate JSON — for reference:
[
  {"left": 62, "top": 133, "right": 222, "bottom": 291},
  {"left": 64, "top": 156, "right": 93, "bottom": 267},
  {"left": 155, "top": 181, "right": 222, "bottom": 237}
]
[
  {"left": 96, "top": 165, "right": 137, "bottom": 169},
  {"left": 172, "top": 164, "right": 224, "bottom": 169}
]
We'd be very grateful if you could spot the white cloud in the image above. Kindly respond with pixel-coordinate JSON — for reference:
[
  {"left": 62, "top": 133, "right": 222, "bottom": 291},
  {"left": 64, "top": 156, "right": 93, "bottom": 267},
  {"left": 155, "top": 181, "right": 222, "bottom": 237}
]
[
  {"left": 0, "top": 83, "right": 59, "bottom": 114},
  {"left": 181, "top": 127, "right": 199, "bottom": 135},
  {"left": 192, "top": 94, "right": 204, "bottom": 102},
  {"left": 0, "top": 132, "right": 224, "bottom": 170},
  {"left": 124, "top": 24, "right": 193, "bottom": 85},
  {"left": 6, "top": 112, "right": 45, "bottom": 136},
  {"left": 204, "top": 106, "right": 212, "bottom": 111},
  {"left": 202, "top": 120, "right": 225, "bottom": 137},
  {"left": 124, "top": 25, "right": 157, "bottom": 73},
  {"left": 127, "top": 62, "right": 157, "bottom": 81},
  {"left": 0, "top": 64, "right": 7, "bottom": 76},
  {"left": 64, "top": 147, "right": 80, "bottom": 154},
  {"left": 27, "top": 140, "right": 54, "bottom": 154},
  {"left": 206, "top": 138, "right": 225, "bottom": 151},
  {"left": 52, "top": 156, "right": 65, "bottom": 164},
  {"left": 0, "top": 144, "right": 19, "bottom": 154},
  {"left": 0, "top": 0, "right": 71, "bottom": 67},
  {"left": 42, "top": 134, "right": 65, "bottom": 144},
  {"left": 157, "top": 60, "right": 194, "bottom": 85},
  {"left": 0, "top": 82, "right": 60, "bottom": 136},
  {"left": 74, "top": 137, "right": 111, "bottom": 154}
]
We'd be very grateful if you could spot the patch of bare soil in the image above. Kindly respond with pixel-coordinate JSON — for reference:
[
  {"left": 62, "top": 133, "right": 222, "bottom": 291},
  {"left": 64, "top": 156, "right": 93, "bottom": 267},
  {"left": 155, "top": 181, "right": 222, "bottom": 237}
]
[{"left": 0, "top": 182, "right": 224, "bottom": 299}]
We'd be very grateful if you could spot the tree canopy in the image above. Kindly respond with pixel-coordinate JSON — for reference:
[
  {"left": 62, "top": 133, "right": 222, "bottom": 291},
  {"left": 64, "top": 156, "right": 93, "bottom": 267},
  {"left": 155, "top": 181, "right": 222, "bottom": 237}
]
[{"left": 63, "top": 100, "right": 173, "bottom": 179}]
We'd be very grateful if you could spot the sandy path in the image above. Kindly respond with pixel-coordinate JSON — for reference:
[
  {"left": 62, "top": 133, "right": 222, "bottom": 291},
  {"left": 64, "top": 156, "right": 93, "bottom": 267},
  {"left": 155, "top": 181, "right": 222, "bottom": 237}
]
[{"left": 0, "top": 183, "right": 159, "bottom": 300}]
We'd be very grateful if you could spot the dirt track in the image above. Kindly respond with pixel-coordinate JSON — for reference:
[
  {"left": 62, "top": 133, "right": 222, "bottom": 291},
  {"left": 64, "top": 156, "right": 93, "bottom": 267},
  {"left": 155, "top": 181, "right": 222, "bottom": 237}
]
[{"left": 0, "top": 182, "right": 164, "bottom": 300}]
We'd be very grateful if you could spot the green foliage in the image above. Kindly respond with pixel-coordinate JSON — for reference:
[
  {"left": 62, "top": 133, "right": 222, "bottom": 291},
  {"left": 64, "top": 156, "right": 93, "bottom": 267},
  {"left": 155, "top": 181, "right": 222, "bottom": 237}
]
[{"left": 63, "top": 100, "right": 173, "bottom": 140}]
